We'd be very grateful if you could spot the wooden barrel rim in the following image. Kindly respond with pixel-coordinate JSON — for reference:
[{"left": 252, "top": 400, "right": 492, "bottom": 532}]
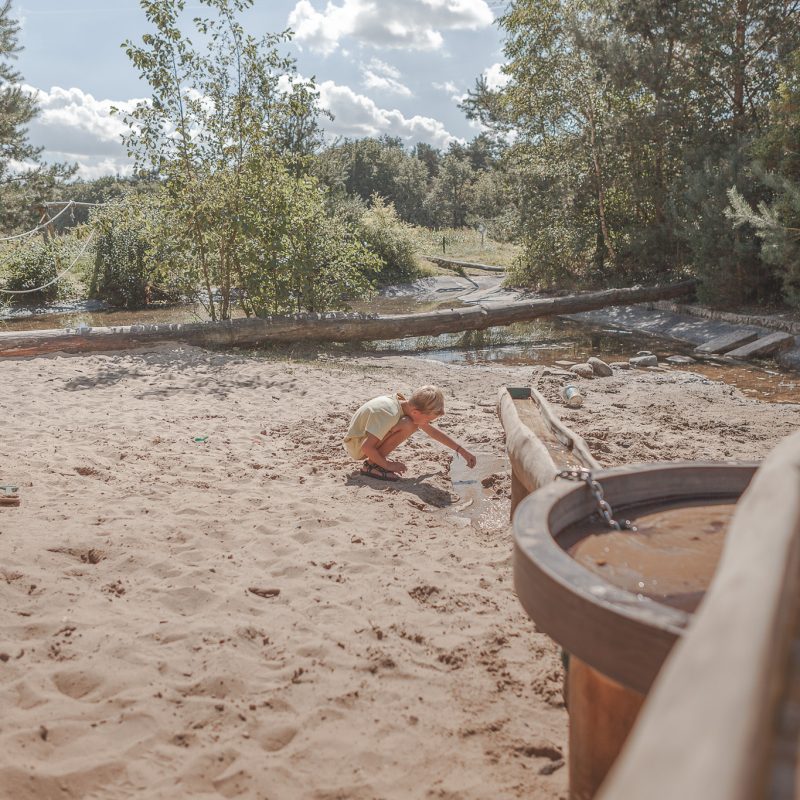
[{"left": 513, "top": 461, "right": 758, "bottom": 693}]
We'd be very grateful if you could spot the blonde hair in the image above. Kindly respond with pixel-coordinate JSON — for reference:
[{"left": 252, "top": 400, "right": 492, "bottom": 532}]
[{"left": 409, "top": 385, "right": 445, "bottom": 416}]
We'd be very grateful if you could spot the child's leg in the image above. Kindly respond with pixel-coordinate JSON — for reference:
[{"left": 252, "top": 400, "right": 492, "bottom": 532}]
[{"left": 374, "top": 416, "right": 417, "bottom": 459}]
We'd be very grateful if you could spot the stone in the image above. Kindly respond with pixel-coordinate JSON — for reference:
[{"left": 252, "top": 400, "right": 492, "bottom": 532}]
[
  {"left": 629, "top": 354, "right": 658, "bottom": 367},
  {"left": 587, "top": 356, "right": 613, "bottom": 377},
  {"left": 726, "top": 332, "right": 796, "bottom": 359},
  {"left": 554, "top": 360, "right": 577, "bottom": 368},
  {"left": 570, "top": 363, "right": 595, "bottom": 379},
  {"left": 609, "top": 361, "right": 630, "bottom": 370},
  {"left": 665, "top": 355, "right": 697, "bottom": 365},
  {"left": 636, "top": 350, "right": 654, "bottom": 357},
  {"left": 695, "top": 330, "right": 760, "bottom": 354}
]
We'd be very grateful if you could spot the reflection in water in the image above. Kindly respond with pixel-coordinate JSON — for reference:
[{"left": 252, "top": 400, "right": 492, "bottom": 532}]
[{"left": 2, "top": 294, "right": 798, "bottom": 404}]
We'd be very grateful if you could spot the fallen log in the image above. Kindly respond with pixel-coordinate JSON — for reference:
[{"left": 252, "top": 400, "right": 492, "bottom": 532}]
[
  {"left": 0, "top": 280, "right": 695, "bottom": 358},
  {"left": 423, "top": 255, "right": 506, "bottom": 273}
]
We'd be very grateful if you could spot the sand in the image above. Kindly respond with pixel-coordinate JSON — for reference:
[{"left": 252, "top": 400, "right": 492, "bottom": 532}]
[{"left": 1, "top": 345, "right": 798, "bottom": 800}]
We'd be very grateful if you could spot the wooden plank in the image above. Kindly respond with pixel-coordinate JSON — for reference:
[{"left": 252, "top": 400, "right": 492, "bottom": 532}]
[
  {"left": 725, "top": 331, "right": 796, "bottom": 358},
  {"left": 694, "top": 329, "right": 760, "bottom": 354},
  {"left": 596, "top": 430, "right": 800, "bottom": 800},
  {"left": 0, "top": 281, "right": 696, "bottom": 358}
]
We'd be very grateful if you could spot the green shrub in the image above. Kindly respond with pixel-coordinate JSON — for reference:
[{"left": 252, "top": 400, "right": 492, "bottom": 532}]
[
  {"left": 0, "top": 237, "right": 77, "bottom": 304},
  {"left": 90, "top": 192, "right": 186, "bottom": 308},
  {"left": 357, "top": 196, "right": 420, "bottom": 285},
  {"left": 237, "top": 167, "right": 380, "bottom": 315}
]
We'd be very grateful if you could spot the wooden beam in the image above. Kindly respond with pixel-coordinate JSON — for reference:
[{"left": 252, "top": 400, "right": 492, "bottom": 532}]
[
  {"left": 423, "top": 255, "right": 506, "bottom": 273},
  {"left": 0, "top": 280, "right": 695, "bottom": 358}
]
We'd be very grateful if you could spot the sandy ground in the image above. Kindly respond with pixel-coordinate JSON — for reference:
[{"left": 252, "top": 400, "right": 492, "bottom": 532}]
[{"left": 1, "top": 345, "right": 798, "bottom": 800}]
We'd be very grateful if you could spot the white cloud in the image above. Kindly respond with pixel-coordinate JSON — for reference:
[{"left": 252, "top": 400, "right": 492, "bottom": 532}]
[
  {"left": 317, "top": 79, "right": 460, "bottom": 148},
  {"left": 288, "top": 0, "right": 493, "bottom": 54},
  {"left": 361, "top": 58, "right": 412, "bottom": 96},
  {"left": 484, "top": 61, "right": 510, "bottom": 90},
  {"left": 21, "top": 85, "right": 140, "bottom": 178},
  {"left": 433, "top": 80, "right": 460, "bottom": 94}
]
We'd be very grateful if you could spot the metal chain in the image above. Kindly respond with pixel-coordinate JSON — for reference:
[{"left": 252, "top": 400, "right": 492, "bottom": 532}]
[{"left": 556, "top": 467, "right": 637, "bottom": 532}]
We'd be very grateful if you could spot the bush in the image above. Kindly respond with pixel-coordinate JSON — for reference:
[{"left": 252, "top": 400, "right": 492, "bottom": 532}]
[
  {"left": 0, "top": 237, "right": 80, "bottom": 304},
  {"left": 237, "top": 167, "right": 380, "bottom": 315},
  {"left": 357, "top": 196, "right": 420, "bottom": 285},
  {"left": 89, "top": 191, "right": 186, "bottom": 308}
]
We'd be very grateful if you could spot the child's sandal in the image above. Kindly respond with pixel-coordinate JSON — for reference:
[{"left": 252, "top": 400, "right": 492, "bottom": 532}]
[{"left": 360, "top": 461, "right": 399, "bottom": 482}]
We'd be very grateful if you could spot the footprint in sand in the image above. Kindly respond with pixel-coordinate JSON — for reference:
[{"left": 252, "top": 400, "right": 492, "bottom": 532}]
[
  {"left": 257, "top": 723, "right": 298, "bottom": 752},
  {"left": 52, "top": 669, "right": 105, "bottom": 700}
]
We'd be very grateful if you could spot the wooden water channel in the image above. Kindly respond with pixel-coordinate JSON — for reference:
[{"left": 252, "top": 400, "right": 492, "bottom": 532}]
[{"left": 498, "top": 385, "right": 800, "bottom": 799}]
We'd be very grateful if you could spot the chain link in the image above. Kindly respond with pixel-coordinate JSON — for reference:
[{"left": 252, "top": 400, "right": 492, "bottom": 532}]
[{"left": 555, "top": 467, "right": 637, "bottom": 532}]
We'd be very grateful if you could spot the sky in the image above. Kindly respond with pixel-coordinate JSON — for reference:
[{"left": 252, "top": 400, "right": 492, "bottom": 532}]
[{"left": 11, "top": 0, "right": 510, "bottom": 180}]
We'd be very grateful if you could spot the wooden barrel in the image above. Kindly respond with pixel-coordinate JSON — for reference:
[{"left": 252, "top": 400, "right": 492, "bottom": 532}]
[{"left": 513, "top": 462, "right": 757, "bottom": 799}]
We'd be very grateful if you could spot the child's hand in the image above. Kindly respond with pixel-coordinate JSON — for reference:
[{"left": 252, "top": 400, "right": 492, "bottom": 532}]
[
  {"left": 461, "top": 449, "right": 477, "bottom": 468},
  {"left": 388, "top": 460, "right": 407, "bottom": 474}
]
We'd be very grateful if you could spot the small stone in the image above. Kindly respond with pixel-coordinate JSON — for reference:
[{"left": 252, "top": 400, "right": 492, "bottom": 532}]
[
  {"left": 569, "top": 363, "right": 594, "bottom": 379},
  {"left": 587, "top": 357, "right": 613, "bottom": 377},
  {"left": 629, "top": 354, "right": 658, "bottom": 368},
  {"left": 609, "top": 362, "right": 630, "bottom": 370},
  {"left": 665, "top": 355, "right": 696, "bottom": 364},
  {"left": 554, "top": 360, "right": 577, "bottom": 368},
  {"left": 636, "top": 350, "right": 654, "bottom": 357}
]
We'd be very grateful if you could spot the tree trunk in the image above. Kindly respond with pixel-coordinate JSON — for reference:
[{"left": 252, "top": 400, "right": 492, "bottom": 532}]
[
  {"left": 586, "top": 99, "right": 618, "bottom": 264},
  {"left": 0, "top": 281, "right": 695, "bottom": 357}
]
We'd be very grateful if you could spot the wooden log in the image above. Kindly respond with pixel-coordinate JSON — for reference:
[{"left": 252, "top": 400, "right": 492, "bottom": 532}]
[
  {"left": 0, "top": 281, "right": 695, "bottom": 358},
  {"left": 595, "top": 430, "right": 800, "bottom": 800},
  {"left": 423, "top": 255, "right": 506, "bottom": 273},
  {"left": 497, "top": 385, "right": 598, "bottom": 518}
]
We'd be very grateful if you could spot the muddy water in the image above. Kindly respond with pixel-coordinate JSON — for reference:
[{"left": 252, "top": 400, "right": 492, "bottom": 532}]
[
  {"left": 560, "top": 498, "right": 738, "bottom": 612},
  {"left": 448, "top": 451, "right": 508, "bottom": 530}
]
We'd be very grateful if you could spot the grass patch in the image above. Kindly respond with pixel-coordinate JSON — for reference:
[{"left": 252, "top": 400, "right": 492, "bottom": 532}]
[{"left": 410, "top": 227, "right": 520, "bottom": 270}]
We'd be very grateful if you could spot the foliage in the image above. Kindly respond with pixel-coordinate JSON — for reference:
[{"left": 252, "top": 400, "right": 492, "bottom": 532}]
[
  {"left": 464, "top": 0, "right": 800, "bottom": 307},
  {"left": 355, "top": 197, "right": 419, "bottom": 286},
  {"left": 0, "top": 0, "right": 75, "bottom": 234},
  {"left": 118, "top": 0, "right": 371, "bottom": 320},
  {"left": 726, "top": 51, "right": 800, "bottom": 306},
  {"left": 89, "top": 190, "right": 187, "bottom": 308},
  {"left": 235, "top": 162, "right": 379, "bottom": 314},
  {"left": 0, "top": 235, "right": 85, "bottom": 304}
]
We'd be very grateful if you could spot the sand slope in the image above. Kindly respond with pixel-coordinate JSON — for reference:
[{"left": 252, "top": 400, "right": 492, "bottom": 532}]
[{"left": 1, "top": 346, "right": 797, "bottom": 799}]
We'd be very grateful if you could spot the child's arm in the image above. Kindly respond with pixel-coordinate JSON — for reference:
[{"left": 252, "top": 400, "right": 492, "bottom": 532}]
[{"left": 418, "top": 423, "right": 477, "bottom": 468}]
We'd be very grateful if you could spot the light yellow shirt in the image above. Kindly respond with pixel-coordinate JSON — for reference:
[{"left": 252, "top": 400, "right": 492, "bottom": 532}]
[{"left": 343, "top": 394, "right": 403, "bottom": 460}]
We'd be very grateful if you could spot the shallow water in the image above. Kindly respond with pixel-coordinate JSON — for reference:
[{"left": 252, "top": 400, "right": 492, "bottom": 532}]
[{"left": 2, "top": 293, "right": 798, "bottom": 403}]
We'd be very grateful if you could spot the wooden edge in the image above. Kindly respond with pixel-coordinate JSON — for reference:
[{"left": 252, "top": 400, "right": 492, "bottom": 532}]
[
  {"left": 596, "top": 431, "right": 800, "bottom": 800},
  {"left": 513, "top": 462, "right": 758, "bottom": 693},
  {"left": 529, "top": 386, "right": 601, "bottom": 471},
  {"left": 497, "top": 387, "right": 559, "bottom": 495}
]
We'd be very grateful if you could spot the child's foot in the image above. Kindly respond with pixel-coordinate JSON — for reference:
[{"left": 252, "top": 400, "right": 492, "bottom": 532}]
[{"left": 360, "top": 461, "right": 399, "bottom": 482}]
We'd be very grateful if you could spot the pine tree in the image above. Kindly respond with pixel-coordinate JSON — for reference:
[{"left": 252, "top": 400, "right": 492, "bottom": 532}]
[{"left": 0, "top": 0, "right": 74, "bottom": 232}]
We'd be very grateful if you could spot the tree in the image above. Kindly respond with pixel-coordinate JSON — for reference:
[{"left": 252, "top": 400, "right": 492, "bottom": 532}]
[
  {"left": 727, "top": 50, "right": 800, "bottom": 306},
  {"left": 0, "top": 0, "right": 74, "bottom": 233},
  {"left": 119, "top": 0, "right": 369, "bottom": 320}
]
